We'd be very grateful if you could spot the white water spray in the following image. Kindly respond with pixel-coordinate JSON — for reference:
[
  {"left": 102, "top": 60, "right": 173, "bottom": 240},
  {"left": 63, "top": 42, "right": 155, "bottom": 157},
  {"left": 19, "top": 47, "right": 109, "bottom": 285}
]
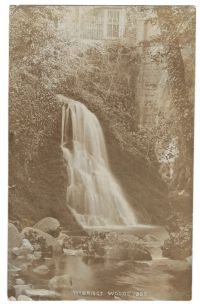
[{"left": 61, "top": 99, "right": 137, "bottom": 228}]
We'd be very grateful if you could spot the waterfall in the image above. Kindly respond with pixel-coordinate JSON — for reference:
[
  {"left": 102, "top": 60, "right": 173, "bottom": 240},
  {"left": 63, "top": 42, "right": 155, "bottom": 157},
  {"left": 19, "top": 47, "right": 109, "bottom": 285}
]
[{"left": 61, "top": 99, "right": 137, "bottom": 228}]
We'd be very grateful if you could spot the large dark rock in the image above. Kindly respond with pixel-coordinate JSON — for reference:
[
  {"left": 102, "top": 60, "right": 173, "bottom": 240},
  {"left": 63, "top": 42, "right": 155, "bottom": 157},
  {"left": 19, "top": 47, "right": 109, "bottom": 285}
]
[
  {"left": 34, "top": 217, "right": 60, "bottom": 237},
  {"left": 131, "top": 246, "right": 152, "bottom": 261}
]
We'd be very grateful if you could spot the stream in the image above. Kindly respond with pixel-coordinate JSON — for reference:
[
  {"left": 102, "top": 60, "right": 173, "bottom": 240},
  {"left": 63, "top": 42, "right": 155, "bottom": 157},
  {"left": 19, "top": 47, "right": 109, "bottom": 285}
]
[{"left": 19, "top": 226, "right": 191, "bottom": 300}]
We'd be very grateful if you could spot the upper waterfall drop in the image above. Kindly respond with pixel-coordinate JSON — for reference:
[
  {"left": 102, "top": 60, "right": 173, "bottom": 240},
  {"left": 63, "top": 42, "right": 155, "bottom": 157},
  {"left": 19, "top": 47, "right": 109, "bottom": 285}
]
[{"left": 61, "top": 99, "right": 137, "bottom": 228}]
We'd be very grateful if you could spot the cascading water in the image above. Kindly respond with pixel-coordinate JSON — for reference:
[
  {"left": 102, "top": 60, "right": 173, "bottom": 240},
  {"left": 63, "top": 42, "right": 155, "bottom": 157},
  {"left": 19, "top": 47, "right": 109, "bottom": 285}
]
[{"left": 61, "top": 99, "right": 137, "bottom": 228}]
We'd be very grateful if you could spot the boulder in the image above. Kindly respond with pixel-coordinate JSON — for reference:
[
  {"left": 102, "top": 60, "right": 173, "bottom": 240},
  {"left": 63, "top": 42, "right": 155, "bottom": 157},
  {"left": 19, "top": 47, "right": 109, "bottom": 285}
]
[
  {"left": 9, "top": 220, "right": 22, "bottom": 232},
  {"left": 132, "top": 247, "right": 152, "bottom": 261},
  {"left": 34, "top": 217, "right": 61, "bottom": 237},
  {"left": 8, "top": 263, "right": 21, "bottom": 273},
  {"left": 21, "top": 239, "right": 34, "bottom": 253},
  {"left": 149, "top": 247, "right": 162, "bottom": 259},
  {"left": 33, "top": 265, "right": 49, "bottom": 275},
  {"left": 15, "top": 278, "right": 25, "bottom": 285},
  {"left": 25, "top": 289, "right": 60, "bottom": 300},
  {"left": 14, "top": 284, "right": 32, "bottom": 298},
  {"left": 8, "top": 223, "right": 22, "bottom": 250},
  {"left": 12, "top": 247, "right": 21, "bottom": 256},
  {"left": 17, "top": 295, "right": 32, "bottom": 301},
  {"left": 48, "top": 274, "right": 72, "bottom": 292},
  {"left": 21, "top": 227, "right": 62, "bottom": 255},
  {"left": 57, "top": 232, "right": 70, "bottom": 247},
  {"left": 12, "top": 239, "right": 34, "bottom": 257}
]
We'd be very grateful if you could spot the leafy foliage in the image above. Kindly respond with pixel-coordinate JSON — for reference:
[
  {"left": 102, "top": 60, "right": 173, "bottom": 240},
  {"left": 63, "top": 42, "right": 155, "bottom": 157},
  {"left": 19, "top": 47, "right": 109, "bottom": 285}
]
[
  {"left": 24, "top": 230, "right": 53, "bottom": 258},
  {"left": 162, "top": 213, "right": 192, "bottom": 260},
  {"left": 9, "top": 6, "right": 141, "bottom": 163}
]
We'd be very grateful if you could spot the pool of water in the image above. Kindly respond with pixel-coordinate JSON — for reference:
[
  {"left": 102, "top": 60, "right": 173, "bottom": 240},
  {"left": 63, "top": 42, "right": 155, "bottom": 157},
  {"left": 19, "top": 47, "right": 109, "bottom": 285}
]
[
  {"left": 20, "top": 226, "right": 191, "bottom": 300},
  {"left": 21, "top": 255, "right": 191, "bottom": 300}
]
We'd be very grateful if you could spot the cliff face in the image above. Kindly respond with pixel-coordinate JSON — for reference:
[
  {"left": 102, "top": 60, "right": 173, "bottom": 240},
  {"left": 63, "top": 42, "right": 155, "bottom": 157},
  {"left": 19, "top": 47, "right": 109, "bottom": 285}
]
[{"left": 105, "top": 131, "right": 169, "bottom": 224}]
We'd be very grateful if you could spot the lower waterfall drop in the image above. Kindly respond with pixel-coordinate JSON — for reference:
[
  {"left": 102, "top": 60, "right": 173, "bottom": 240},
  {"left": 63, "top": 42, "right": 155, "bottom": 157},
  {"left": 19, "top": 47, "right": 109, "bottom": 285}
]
[{"left": 61, "top": 99, "right": 137, "bottom": 228}]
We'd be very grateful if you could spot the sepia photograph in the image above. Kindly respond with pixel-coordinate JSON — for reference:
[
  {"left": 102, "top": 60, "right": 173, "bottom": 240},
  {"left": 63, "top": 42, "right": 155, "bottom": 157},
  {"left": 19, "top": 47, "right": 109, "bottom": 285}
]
[{"left": 7, "top": 5, "right": 195, "bottom": 301}]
